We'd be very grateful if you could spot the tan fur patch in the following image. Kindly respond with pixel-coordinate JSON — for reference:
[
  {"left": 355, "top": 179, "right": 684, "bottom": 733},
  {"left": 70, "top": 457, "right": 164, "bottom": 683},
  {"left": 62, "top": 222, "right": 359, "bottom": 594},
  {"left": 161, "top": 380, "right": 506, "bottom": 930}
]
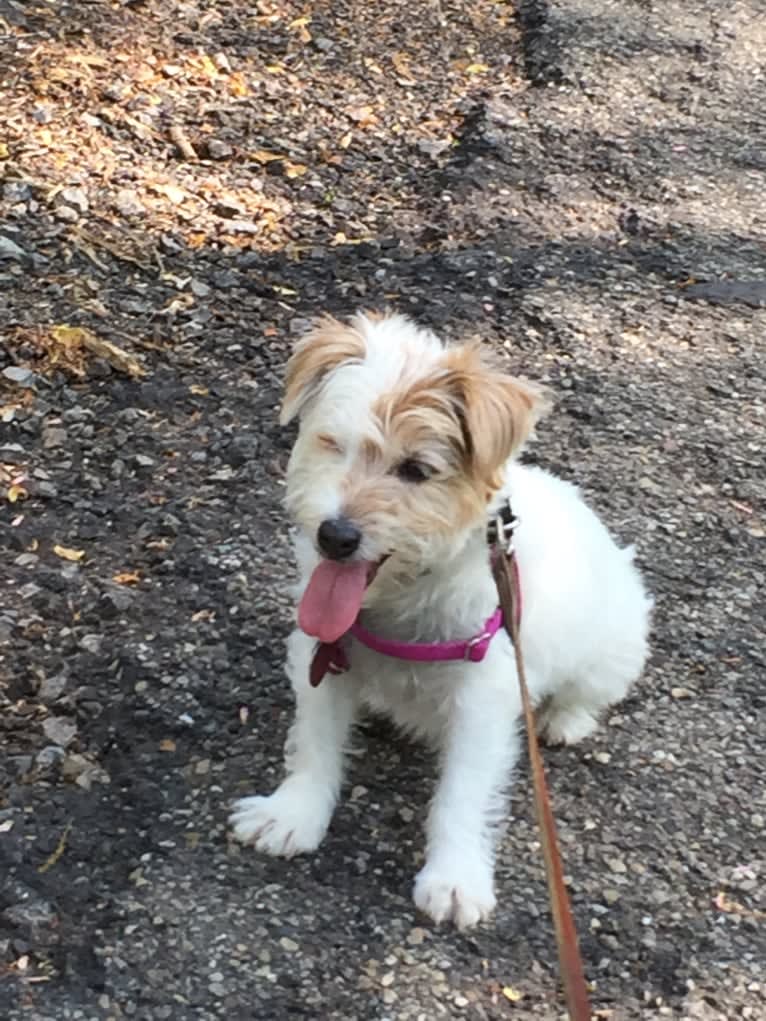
[{"left": 280, "top": 315, "right": 366, "bottom": 424}]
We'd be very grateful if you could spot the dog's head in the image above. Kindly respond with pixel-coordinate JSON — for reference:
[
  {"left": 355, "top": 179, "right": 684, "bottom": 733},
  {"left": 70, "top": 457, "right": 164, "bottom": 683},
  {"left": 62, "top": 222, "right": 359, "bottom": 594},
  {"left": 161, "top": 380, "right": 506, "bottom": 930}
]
[{"left": 281, "top": 311, "right": 548, "bottom": 641}]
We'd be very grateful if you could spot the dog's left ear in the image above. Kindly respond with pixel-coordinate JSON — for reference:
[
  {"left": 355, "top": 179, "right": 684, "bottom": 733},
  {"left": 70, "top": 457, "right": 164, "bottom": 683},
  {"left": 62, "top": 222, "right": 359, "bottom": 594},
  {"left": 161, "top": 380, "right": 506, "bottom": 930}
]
[
  {"left": 446, "top": 346, "right": 551, "bottom": 489},
  {"left": 280, "top": 315, "right": 366, "bottom": 424}
]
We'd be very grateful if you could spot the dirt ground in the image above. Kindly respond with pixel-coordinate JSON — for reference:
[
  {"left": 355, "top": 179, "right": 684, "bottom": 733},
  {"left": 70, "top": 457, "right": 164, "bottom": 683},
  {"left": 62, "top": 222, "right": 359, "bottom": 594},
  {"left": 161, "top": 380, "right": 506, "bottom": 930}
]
[{"left": 1, "top": 0, "right": 765, "bottom": 1018}]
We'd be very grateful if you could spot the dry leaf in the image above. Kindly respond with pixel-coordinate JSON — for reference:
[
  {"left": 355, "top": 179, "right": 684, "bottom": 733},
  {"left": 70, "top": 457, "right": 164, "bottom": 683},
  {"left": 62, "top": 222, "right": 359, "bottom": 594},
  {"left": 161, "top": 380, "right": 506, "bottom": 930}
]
[
  {"left": 285, "top": 162, "right": 308, "bottom": 179},
  {"left": 392, "top": 52, "right": 416, "bottom": 83},
  {"left": 54, "top": 544, "right": 85, "bottom": 562},
  {"left": 252, "top": 149, "right": 284, "bottom": 164},
  {"left": 50, "top": 325, "right": 146, "bottom": 379},
  {"left": 0, "top": 142, "right": 9, "bottom": 159},
  {"left": 465, "top": 62, "right": 490, "bottom": 75},
  {"left": 159, "top": 738, "right": 176, "bottom": 752},
  {"left": 113, "top": 571, "right": 141, "bottom": 585},
  {"left": 288, "top": 15, "right": 312, "bottom": 42},
  {"left": 228, "top": 72, "right": 248, "bottom": 96},
  {"left": 38, "top": 820, "right": 72, "bottom": 874},
  {"left": 502, "top": 986, "right": 523, "bottom": 1003},
  {"left": 7, "top": 483, "right": 28, "bottom": 502},
  {"left": 189, "top": 384, "right": 209, "bottom": 396}
]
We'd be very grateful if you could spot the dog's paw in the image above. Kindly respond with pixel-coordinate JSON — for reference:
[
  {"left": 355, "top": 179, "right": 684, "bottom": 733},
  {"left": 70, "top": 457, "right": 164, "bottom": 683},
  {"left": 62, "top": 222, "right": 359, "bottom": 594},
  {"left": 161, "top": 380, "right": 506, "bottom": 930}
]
[
  {"left": 537, "top": 704, "right": 598, "bottom": 746},
  {"left": 229, "top": 785, "right": 332, "bottom": 858},
  {"left": 413, "top": 860, "right": 496, "bottom": 930}
]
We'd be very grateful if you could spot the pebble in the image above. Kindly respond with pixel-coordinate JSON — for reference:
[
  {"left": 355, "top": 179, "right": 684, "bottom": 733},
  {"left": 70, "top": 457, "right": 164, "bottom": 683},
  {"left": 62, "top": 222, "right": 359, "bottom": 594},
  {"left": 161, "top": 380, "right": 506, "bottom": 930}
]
[
  {"left": 58, "top": 186, "right": 89, "bottom": 213},
  {"left": 0, "top": 235, "right": 28, "bottom": 261},
  {"left": 279, "top": 937, "right": 299, "bottom": 952},
  {"left": 41, "top": 717, "right": 78, "bottom": 747},
  {"left": 42, "top": 426, "right": 67, "bottom": 448},
  {"left": 114, "top": 189, "right": 146, "bottom": 217},
  {"left": 406, "top": 927, "right": 426, "bottom": 946},
  {"left": 3, "top": 366, "right": 34, "bottom": 385},
  {"left": 607, "top": 858, "right": 627, "bottom": 874}
]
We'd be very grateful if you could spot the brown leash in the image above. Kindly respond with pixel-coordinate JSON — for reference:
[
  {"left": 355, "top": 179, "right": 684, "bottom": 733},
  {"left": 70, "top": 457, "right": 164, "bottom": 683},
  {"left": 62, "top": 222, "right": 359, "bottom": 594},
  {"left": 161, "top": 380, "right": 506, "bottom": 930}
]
[{"left": 489, "top": 503, "right": 592, "bottom": 1021}]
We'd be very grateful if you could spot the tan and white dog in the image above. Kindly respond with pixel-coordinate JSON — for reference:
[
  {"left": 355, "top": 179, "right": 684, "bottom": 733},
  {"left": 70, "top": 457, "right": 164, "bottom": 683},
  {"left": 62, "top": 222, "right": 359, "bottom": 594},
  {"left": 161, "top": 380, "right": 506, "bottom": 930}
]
[{"left": 231, "top": 311, "right": 651, "bottom": 929}]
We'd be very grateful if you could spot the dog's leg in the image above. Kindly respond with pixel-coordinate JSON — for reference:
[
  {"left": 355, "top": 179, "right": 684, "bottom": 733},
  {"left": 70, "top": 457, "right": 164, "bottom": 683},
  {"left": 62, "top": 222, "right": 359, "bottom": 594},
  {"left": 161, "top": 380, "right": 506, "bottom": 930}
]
[
  {"left": 230, "top": 630, "right": 358, "bottom": 857},
  {"left": 414, "top": 673, "right": 520, "bottom": 929}
]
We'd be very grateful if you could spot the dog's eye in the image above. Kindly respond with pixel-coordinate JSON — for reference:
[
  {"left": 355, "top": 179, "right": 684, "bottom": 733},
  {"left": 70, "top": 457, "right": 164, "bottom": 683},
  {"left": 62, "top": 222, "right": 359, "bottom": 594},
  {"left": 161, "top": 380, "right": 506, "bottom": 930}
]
[
  {"left": 317, "top": 433, "right": 343, "bottom": 455},
  {"left": 396, "top": 458, "right": 432, "bottom": 483}
]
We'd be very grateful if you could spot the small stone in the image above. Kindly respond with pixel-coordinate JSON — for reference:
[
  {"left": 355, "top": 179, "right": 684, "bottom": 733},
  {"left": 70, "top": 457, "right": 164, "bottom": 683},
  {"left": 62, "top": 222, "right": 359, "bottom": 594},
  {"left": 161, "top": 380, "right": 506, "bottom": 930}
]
[
  {"left": 42, "top": 426, "right": 67, "bottom": 449},
  {"left": 0, "top": 236, "right": 27, "bottom": 261},
  {"left": 207, "top": 139, "right": 233, "bottom": 160},
  {"left": 350, "top": 785, "right": 367, "bottom": 801},
  {"left": 162, "top": 64, "right": 183, "bottom": 77},
  {"left": 670, "top": 687, "right": 693, "bottom": 699},
  {"left": 194, "top": 759, "right": 211, "bottom": 775},
  {"left": 80, "top": 634, "right": 103, "bottom": 654},
  {"left": 14, "top": 553, "right": 39, "bottom": 568},
  {"left": 381, "top": 989, "right": 398, "bottom": 1005},
  {"left": 607, "top": 858, "right": 627, "bottom": 874},
  {"left": 380, "top": 972, "right": 395, "bottom": 987},
  {"left": 454, "top": 996, "right": 469, "bottom": 1008},
  {"left": 603, "top": 888, "right": 620, "bottom": 904},
  {"left": 752, "top": 814, "right": 764, "bottom": 829},
  {"left": 41, "top": 717, "right": 77, "bottom": 747},
  {"left": 114, "top": 189, "right": 146, "bottom": 217},
  {"left": 58, "top": 186, "right": 89, "bottom": 213},
  {"left": 594, "top": 751, "right": 611, "bottom": 764},
  {"left": 406, "top": 927, "right": 426, "bottom": 946},
  {"left": 38, "top": 672, "right": 68, "bottom": 702},
  {"left": 279, "top": 937, "right": 299, "bottom": 952},
  {"left": 219, "top": 219, "right": 260, "bottom": 234},
  {"left": 134, "top": 454, "right": 155, "bottom": 468},
  {"left": 61, "top": 753, "right": 89, "bottom": 781},
  {"left": 191, "top": 279, "right": 212, "bottom": 297},
  {"left": 36, "top": 745, "right": 66, "bottom": 768}
]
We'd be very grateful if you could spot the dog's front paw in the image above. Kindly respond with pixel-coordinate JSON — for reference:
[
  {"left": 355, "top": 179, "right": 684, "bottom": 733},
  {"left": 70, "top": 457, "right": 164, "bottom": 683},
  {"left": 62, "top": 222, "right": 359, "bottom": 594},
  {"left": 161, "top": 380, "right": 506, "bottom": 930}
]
[
  {"left": 229, "top": 784, "right": 333, "bottom": 858},
  {"left": 413, "top": 860, "right": 496, "bottom": 930}
]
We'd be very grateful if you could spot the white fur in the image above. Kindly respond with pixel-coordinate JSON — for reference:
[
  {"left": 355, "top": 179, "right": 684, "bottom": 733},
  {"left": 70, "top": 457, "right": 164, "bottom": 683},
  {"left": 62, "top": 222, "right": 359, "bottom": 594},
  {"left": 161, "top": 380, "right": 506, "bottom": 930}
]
[{"left": 230, "top": 314, "right": 652, "bottom": 929}]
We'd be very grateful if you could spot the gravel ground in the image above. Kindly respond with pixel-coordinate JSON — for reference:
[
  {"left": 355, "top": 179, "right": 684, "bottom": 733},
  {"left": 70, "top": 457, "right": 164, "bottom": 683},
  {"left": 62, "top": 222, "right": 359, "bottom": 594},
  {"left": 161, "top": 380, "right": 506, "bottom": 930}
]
[{"left": 1, "top": 1, "right": 765, "bottom": 1018}]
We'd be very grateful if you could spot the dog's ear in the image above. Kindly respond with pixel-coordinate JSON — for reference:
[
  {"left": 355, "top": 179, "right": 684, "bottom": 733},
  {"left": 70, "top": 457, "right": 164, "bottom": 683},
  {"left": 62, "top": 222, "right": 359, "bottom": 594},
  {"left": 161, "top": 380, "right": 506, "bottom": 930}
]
[
  {"left": 280, "top": 315, "right": 366, "bottom": 424},
  {"left": 445, "top": 345, "right": 551, "bottom": 490}
]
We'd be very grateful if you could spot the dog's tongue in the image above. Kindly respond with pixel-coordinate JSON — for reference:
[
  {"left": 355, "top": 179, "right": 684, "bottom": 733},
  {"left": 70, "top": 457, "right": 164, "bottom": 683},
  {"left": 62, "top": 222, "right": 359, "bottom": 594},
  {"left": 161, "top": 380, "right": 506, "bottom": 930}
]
[{"left": 298, "top": 560, "right": 370, "bottom": 643}]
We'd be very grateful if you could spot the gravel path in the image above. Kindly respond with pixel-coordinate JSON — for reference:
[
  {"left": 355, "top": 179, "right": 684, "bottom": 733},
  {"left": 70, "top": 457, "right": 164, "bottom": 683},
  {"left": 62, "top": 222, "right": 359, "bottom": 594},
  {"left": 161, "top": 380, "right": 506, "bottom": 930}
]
[{"left": 1, "top": 1, "right": 764, "bottom": 1018}]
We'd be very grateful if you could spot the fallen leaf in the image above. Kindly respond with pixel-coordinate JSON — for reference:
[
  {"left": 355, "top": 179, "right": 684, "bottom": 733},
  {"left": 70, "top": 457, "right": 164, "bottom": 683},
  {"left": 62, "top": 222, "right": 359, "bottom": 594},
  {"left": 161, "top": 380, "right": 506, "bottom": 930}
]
[
  {"left": 159, "top": 738, "right": 176, "bottom": 752},
  {"left": 0, "top": 142, "right": 9, "bottom": 159},
  {"left": 49, "top": 325, "right": 146, "bottom": 379},
  {"left": 113, "top": 571, "right": 141, "bottom": 585},
  {"left": 228, "top": 72, "right": 248, "bottom": 96},
  {"left": 7, "top": 483, "right": 28, "bottom": 502},
  {"left": 288, "top": 15, "right": 312, "bottom": 42},
  {"left": 189, "top": 384, "right": 209, "bottom": 396},
  {"left": 38, "top": 821, "right": 73, "bottom": 873},
  {"left": 502, "top": 986, "right": 523, "bottom": 1003},
  {"left": 54, "top": 544, "right": 85, "bottom": 562},
  {"left": 285, "top": 161, "right": 308, "bottom": 179},
  {"left": 392, "top": 52, "right": 417, "bottom": 83},
  {"left": 465, "top": 62, "right": 490, "bottom": 75},
  {"left": 252, "top": 149, "right": 285, "bottom": 164}
]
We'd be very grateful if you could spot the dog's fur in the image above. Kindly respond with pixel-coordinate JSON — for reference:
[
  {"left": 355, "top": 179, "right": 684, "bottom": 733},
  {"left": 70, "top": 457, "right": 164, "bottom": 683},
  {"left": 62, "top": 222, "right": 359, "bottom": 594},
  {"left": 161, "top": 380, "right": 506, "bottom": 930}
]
[{"left": 230, "top": 312, "right": 652, "bottom": 929}]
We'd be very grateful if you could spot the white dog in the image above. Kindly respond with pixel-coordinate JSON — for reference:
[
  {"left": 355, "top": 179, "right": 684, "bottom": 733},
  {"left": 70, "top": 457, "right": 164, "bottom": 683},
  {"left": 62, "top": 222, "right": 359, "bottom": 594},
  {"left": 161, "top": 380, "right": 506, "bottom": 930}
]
[{"left": 231, "top": 311, "right": 651, "bottom": 929}]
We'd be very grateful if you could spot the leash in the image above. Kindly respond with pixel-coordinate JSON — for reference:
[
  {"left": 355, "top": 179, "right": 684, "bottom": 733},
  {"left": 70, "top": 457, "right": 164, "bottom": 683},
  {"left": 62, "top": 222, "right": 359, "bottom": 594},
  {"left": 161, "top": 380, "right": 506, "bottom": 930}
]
[{"left": 489, "top": 501, "right": 592, "bottom": 1021}]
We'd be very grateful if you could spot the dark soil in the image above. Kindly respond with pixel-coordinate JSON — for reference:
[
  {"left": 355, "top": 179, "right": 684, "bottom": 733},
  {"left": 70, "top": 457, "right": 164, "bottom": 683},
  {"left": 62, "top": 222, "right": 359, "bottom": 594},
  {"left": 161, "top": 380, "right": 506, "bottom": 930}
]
[{"left": 1, "top": 1, "right": 765, "bottom": 1018}]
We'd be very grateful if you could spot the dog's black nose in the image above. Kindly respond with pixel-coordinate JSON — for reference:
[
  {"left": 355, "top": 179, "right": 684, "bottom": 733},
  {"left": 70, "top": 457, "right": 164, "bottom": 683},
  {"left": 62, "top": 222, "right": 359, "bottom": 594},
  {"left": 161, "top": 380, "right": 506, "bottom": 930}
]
[{"left": 317, "top": 517, "right": 361, "bottom": 560}]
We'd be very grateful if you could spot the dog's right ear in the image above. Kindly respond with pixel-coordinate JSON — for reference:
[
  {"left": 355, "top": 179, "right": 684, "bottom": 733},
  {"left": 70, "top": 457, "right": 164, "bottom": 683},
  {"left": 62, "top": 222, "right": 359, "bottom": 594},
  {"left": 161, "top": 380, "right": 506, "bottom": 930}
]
[{"left": 280, "top": 315, "right": 366, "bottom": 425}]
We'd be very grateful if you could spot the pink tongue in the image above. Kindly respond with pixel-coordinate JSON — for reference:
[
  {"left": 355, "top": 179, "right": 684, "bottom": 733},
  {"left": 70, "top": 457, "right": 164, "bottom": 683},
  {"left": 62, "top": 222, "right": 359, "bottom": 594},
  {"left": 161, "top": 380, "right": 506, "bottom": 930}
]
[{"left": 298, "top": 560, "right": 370, "bottom": 643}]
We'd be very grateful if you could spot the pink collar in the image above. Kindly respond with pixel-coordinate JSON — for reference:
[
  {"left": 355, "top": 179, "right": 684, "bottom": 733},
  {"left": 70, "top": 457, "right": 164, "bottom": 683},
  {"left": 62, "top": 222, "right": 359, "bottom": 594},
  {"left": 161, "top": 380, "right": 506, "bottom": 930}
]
[{"left": 309, "top": 557, "right": 522, "bottom": 687}]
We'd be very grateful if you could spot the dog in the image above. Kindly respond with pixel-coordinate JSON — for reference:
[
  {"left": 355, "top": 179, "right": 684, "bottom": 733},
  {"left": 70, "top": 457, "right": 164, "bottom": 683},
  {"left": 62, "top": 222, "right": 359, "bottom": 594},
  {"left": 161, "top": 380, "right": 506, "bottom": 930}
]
[{"left": 230, "top": 311, "right": 652, "bottom": 929}]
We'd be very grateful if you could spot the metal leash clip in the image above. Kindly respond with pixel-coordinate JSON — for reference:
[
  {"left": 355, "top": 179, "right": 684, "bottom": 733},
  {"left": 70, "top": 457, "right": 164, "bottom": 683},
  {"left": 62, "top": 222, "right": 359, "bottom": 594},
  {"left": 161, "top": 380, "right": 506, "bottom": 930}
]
[{"left": 487, "top": 498, "right": 519, "bottom": 556}]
